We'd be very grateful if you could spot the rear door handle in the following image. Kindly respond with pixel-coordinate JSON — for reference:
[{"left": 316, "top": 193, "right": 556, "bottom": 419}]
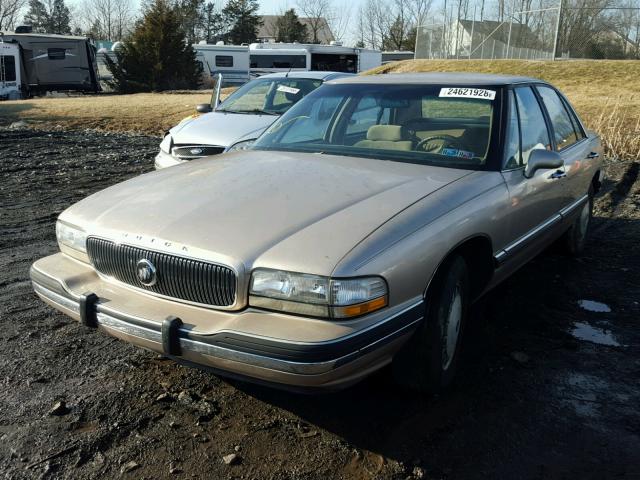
[
  {"left": 587, "top": 151, "right": 600, "bottom": 159},
  {"left": 549, "top": 169, "right": 567, "bottom": 179}
]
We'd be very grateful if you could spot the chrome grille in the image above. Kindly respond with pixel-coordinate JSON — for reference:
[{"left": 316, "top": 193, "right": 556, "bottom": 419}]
[
  {"left": 86, "top": 238, "right": 236, "bottom": 307},
  {"left": 172, "top": 145, "right": 225, "bottom": 160}
]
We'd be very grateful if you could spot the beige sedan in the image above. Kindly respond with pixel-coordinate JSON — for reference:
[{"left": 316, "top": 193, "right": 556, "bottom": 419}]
[{"left": 31, "top": 73, "right": 603, "bottom": 392}]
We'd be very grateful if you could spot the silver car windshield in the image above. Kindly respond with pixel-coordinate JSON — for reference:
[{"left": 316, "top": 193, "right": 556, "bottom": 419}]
[
  {"left": 217, "top": 78, "right": 323, "bottom": 115},
  {"left": 252, "top": 84, "right": 498, "bottom": 168}
]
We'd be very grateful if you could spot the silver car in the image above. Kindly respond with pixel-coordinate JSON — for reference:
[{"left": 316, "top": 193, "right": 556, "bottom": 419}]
[
  {"left": 154, "top": 71, "right": 351, "bottom": 169},
  {"left": 31, "top": 73, "right": 603, "bottom": 392}
]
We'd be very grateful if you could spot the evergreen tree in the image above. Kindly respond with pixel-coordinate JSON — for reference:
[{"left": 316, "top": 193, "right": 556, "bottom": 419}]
[
  {"left": 23, "top": 0, "right": 50, "bottom": 33},
  {"left": 176, "top": 0, "right": 204, "bottom": 44},
  {"left": 202, "top": 2, "right": 223, "bottom": 43},
  {"left": 222, "top": 0, "right": 262, "bottom": 44},
  {"left": 50, "top": 0, "right": 71, "bottom": 34},
  {"left": 23, "top": 0, "right": 71, "bottom": 34},
  {"left": 275, "top": 9, "right": 307, "bottom": 43},
  {"left": 105, "top": 0, "right": 202, "bottom": 93}
]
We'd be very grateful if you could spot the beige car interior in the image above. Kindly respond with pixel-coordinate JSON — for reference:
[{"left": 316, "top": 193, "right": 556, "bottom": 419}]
[{"left": 354, "top": 125, "right": 413, "bottom": 151}]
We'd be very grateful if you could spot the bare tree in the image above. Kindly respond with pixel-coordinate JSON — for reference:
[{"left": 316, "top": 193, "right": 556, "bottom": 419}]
[
  {"left": 0, "top": 0, "right": 27, "bottom": 30},
  {"left": 296, "top": 0, "right": 330, "bottom": 42},
  {"left": 355, "top": 0, "right": 433, "bottom": 49},
  {"left": 81, "top": 0, "right": 133, "bottom": 40}
]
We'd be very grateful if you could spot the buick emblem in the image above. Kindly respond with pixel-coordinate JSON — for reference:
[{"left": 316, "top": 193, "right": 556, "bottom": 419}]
[
  {"left": 190, "top": 148, "right": 204, "bottom": 155},
  {"left": 136, "top": 259, "right": 157, "bottom": 286}
]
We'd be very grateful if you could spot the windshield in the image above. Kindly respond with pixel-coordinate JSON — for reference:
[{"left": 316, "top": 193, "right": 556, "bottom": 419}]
[
  {"left": 252, "top": 83, "right": 498, "bottom": 168},
  {"left": 217, "top": 77, "right": 323, "bottom": 115}
]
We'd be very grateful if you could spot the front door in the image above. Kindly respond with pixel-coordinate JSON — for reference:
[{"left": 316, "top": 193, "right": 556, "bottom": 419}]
[{"left": 497, "top": 86, "right": 567, "bottom": 267}]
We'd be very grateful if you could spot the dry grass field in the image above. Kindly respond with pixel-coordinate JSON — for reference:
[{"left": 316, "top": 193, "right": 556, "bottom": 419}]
[
  {"left": 0, "top": 60, "right": 638, "bottom": 159},
  {"left": 0, "top": 89, "right": 235, "bottom": 135}
]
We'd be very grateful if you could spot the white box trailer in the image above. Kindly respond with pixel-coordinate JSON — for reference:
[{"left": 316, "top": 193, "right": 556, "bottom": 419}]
[
  {"left": 0, "top": 32, "right": 99, "bottom": 99},
  {"left": 248, "top": 43, "right": 382, "bottom": 76},
  {"left": 194, "top": 43, "right": 250, "bottom": 86}
]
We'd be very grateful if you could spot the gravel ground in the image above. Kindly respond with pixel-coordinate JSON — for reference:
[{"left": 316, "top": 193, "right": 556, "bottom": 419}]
[{"left": 1, "top": 129, "right": 639, "bottom": 480}]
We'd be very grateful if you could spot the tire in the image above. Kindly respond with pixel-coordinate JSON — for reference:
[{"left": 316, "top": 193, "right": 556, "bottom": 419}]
[
  {"left": 392, "top": 255, "right": 469, "bottom": 393},
  {"left": 564, "top": 186, "right": 594, "bottom": 256}
]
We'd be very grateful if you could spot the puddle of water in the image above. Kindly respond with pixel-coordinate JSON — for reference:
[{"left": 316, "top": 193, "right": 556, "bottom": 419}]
[
  {"left": 577, "top": 299, "right": 611, "bottom": 313},
  {"left": 571, "top": 322, "right": 621, "bottom": 347}
]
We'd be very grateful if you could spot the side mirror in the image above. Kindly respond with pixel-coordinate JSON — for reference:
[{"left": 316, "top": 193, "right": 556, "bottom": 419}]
[
  {"left": 524, "top": 149, "right": 563, "bottom": 178},
  {"left": 196, "top": 103, "right": 212, "bottom": 114}
]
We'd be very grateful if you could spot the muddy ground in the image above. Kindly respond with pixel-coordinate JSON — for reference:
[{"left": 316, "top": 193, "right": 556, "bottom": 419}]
[{"left": 0, "top": 129, "right": 639, "bottom": 480}]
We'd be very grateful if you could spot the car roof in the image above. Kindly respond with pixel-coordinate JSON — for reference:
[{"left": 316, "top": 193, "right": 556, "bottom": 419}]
[
  {"left": 258, "top": 71, "right": 355, "bottom": 81},
  {"left": 328, "top": 72, "right": 546, "bottom": 86}
]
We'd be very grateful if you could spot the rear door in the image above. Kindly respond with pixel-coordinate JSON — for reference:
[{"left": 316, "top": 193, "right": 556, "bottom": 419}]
[
  {"left": 497, "top": 86, "right": 568, "bottom": 266},
  {"left": 535, "top": 85, "right": 597, "bottom": 211}
]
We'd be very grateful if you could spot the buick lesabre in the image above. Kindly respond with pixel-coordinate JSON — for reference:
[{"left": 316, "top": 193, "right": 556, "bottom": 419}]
[{"left": 31, "top": 73, "right": 603, "bottom": 392}]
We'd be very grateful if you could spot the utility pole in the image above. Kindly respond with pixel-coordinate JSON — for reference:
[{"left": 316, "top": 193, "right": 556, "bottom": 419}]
[{"left": 552, "top": 0, "right": 563, "bottom": 60}]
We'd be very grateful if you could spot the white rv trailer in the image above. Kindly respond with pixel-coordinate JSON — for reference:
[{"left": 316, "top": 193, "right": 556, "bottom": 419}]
[
  {"left": 194, "top": 43, "right": 250, "bottom": 86},
  {"left": 0, "top": 41, "right": 22, "bottom": 100},
  {"left": 248, "top": 43, "right": 381, "bottom": 77}
]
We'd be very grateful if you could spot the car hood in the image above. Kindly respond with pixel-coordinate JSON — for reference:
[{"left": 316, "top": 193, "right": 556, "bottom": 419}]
[
  {"left": 61, "top": 151, "right": 470, "bottom": 277},
  {"left": 169, "top": 111, "right": 276, "bottom": 147}
]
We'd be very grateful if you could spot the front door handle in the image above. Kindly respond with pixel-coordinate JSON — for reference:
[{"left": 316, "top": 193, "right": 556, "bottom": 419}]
[
  {"left": 549, "top": 169, "right": 567, "bottom": 179},
  {"left": 587, "top": 151, "right": 600, "bottom": 159}
]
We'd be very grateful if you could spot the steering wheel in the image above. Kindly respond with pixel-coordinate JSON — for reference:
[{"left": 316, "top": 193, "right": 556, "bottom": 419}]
[{"left": 416, "top": 135, "right": 464, "bottom": 153}]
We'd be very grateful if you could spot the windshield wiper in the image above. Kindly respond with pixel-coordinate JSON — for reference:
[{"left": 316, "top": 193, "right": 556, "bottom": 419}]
[{"left": 233, "top": 109, "right": 279, "bottom": 116}]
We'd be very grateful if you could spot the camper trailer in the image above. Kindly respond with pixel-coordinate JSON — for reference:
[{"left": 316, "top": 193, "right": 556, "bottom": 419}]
[
  {"left": 248, "top": 43, "right": 381, "bottom": 76},
  {"left": 0, "top": 32, "right": 99, "bottom": 99},
  {"left": 194, "top": 43, "right": 250, "bottom": 86}
]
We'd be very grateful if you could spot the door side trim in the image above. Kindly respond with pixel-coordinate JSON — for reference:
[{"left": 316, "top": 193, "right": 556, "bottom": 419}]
[
  {"left": 493, "top": 194, "right": 589, "bottom": 266},
  {"left": 494, "top": 214, "right": 561, "bottom": 266}
]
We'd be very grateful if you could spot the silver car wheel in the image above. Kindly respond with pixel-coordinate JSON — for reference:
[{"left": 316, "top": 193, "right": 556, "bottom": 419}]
[
  {"left": 578, "top": 200, "right": 590, "bottom": 237},
  {"left": 442, "top": 285, "right": 463, "bottom": 370}
]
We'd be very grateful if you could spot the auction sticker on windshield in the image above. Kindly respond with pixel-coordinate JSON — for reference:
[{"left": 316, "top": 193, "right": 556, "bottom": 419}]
[
  {"left": 439, "top": 88, "right": 496, "bottom": 100},
  {"left": 277, "top": 85, "right": 300, "bottom": 94}
]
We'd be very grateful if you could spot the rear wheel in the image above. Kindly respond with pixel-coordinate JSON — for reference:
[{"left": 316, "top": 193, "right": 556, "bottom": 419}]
[
  {"left": 564, "top": 187, "right": 594, "bottom": 256},
  {"left": 393, "top": 255, "right": 469, "bottom": 393}
]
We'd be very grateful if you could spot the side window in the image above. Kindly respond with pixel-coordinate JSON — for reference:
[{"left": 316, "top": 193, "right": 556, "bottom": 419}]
[
  {"left": 504, "top": 90, "right": 521, "bottom": 169},
  {"left": 215, "top": 55, "right": 233, "bottom": 67},
  {"left": 48, "top": 48, "right": 66, "bottom": 60},
  {"left": 514, "top": 87, "right": 551, "bottom": 165},
  {"left": 345, "top": 97, "right": 390, "bottom": 135},
  {"left": 564, "top": 98, "right": 586, "bottom": 141},
  {"left": 537, "top": 86, "right": 580, "bottom": 151}
]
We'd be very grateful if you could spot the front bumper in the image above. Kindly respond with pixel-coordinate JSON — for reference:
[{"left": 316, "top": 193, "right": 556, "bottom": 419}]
[{"left": 30, "top": 254, "right": 423, "bottom": 390}]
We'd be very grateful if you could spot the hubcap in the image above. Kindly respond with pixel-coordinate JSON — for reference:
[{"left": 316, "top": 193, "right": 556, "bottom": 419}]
[
  {"left": 442, "top": 286, "right": 463, "bottom": 370},
  {"left": 578, "top": 200, "right": 590, "bottom": 237}
]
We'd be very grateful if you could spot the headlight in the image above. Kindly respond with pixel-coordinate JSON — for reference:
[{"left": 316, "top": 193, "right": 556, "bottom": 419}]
[
  {"left": 249, "top": 269, "right": 388, "bottom": 319},
  {"left": 159, "top": 134, "right": 173, "bottom": 154},
  {"left": 224, "top": 139, "right": 254, "bottom": 153},
  {"left": 56, "top": 221, "right": 87, "bottom": 253}
]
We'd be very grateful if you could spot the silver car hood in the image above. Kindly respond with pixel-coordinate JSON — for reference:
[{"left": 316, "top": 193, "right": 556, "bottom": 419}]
[
  {"left": 170, "top": 111, "right": 276, "bottom": 147},
  {"left": 61, "top": 151, "right": 470, "bottom": 276}
]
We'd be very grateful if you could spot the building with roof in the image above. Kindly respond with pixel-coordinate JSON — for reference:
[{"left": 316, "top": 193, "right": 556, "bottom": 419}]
[{"left": 257, "top": 15, "right": 335, "bottom": 44}]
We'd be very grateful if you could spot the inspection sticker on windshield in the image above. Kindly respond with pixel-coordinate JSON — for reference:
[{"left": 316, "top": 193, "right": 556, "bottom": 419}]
[
  {"left": 277, "top": 85, "right": 300, "bottom": 94},
  {"left": 442, "top": 148, "right": 475, "bottom": 159},
  {"left": 439, "top": 87, "right": 496, "bottom": 100}
]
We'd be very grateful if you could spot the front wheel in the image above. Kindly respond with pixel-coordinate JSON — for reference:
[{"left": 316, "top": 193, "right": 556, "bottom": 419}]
[
  {"left": 392, "top": 255, "right": 469, "bottom": 393},
  {"left": 564, "top": 187, "right": 594, "bottom": 256}
]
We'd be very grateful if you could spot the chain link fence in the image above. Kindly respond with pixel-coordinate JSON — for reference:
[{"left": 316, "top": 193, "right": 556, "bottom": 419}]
[{"left": 415, "top": 1, "right": 640, "bottom": 60}]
